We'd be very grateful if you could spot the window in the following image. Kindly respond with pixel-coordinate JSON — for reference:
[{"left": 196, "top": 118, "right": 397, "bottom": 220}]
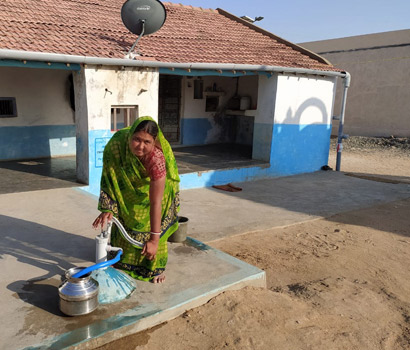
[
  {"left": 205, "top": 97, "right": 219, "bottom": 112},
  {"left": 0, "top": 97, "right": 17, "bottom": 118},
  {"left": 111, "top": 105, "right": 138, "bottom": 131},
  {"left": 194, "top": 79, "right": 203, "bottom": 99}
]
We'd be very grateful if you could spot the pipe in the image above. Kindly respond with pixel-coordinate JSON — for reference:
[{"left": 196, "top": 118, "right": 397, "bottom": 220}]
[
  {"left": 72, "top": 249, "right": 123, "bottom": 278},
  {"left": 0, "top": 49, "right": 348, "bottom": 79},
  {"left": 111, "top": 217, "right": 145, "bottom": 248},
  {"left": 335, "top": 72, "right": 351, "bottom": 171},
  {"left": 73, "top": 217, "right": 145, "bottom": 279},
  {"left": 95, "top": 233, "right": 109, "bottom": 264}
]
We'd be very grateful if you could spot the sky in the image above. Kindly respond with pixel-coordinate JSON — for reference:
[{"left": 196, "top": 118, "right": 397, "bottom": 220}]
[{"left": 170, "top": 0, "right": 410, "bottom": 43}]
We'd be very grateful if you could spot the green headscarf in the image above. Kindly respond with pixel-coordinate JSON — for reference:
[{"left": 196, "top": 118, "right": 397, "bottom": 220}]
[{"left": 98, "top": 116, "right": 180, "bottom": 244}]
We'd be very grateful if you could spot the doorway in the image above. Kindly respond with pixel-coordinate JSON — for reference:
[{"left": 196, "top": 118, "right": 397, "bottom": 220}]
[{"left": 158, "top": 75, "right": 182, "bottom": 143}]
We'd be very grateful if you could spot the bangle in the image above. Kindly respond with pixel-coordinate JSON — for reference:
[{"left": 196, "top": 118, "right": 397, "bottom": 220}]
[{"left": 150, "top": 232, "right": 161, "bottom": 235}]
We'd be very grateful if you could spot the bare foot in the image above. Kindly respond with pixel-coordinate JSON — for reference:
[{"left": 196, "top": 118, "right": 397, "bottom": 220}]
[{"left": 152, "top": 273, "right": 165, "bottom": 284}]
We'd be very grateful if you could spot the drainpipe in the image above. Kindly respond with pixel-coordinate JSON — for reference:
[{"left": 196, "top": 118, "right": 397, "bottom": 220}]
[{"left": 335, "top": 72, "right": 351, "bottom": 171}]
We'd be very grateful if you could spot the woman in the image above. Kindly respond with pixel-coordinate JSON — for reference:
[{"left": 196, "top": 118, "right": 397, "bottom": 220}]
[{"left": 92, "top": 116, "right": 180, "bottom": 284}]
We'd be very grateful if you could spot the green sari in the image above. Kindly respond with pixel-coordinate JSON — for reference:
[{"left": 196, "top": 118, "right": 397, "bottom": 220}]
[{"left": 98, "top": 116, "right": 180, "bottom": 281}]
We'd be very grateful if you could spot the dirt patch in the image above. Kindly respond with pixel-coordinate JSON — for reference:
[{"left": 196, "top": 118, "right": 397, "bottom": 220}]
[
  {"left": 330, "top": 135, "right": 410, "bottom": 152},
  {"left": 328, "top": 136, "right": 410, "bottom": 184}
]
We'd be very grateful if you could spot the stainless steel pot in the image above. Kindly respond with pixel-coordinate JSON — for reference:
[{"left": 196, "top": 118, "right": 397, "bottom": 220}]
[{"left": 59, "top": 267, "right": 99, "bottom": 316}]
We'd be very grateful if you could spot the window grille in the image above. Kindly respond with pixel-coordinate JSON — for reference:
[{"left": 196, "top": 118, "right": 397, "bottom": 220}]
[
  {"left": 111, "top": 105, "right": 138, "bottom": 131},
  {"left": 0, "top": 98, "right": 17, "bottom": 118}
]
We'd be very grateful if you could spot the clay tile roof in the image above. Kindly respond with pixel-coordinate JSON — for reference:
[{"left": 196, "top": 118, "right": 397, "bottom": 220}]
[{"left": 0, "top": 0, "right": 340, "bottom": 72}]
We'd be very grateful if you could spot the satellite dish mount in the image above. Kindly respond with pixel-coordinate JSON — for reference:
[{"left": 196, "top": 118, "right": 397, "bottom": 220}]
[
  {"left": 121, "top": 0, "right": 167, "bottom": 59},
  {"left": 127, "top": 20, "right": 146, "bottom": 57}
]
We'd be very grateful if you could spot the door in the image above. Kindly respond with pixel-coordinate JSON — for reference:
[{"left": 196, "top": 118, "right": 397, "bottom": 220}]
[{"left": 158, "top": 75, "right": 182, "bottom": 143}]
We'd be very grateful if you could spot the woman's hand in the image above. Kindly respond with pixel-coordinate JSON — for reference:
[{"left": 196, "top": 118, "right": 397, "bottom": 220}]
[
  {"left": 92, "top": 212, "right": 113, "bottom": 229},
  {"left": 142, "top": 235, "right": 159, "bottom": 261}
]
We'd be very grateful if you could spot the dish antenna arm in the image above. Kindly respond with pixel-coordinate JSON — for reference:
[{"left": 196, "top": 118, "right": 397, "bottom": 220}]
[{"left": 126, "top": 20, "right": 146, "bottom": 58}]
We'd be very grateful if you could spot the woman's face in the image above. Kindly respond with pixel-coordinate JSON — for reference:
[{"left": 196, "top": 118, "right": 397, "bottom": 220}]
[{"left": 129, "top": 130, "right": 155, "bottom": 158}]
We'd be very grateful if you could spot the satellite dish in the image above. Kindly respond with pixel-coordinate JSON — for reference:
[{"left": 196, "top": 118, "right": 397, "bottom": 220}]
[
  {"left": 121, "top": 0, "right": 166, "bottom": 35},
  {"left": 121, "top": 0, "right": 167, "bottom": 57}
]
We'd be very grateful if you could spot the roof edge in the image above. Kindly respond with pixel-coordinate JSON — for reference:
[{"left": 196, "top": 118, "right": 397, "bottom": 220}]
[
  {"left": 0, "top": 49, "right": 347, "bottom": 78},
  {"left": 216, "top": 8, "right": 333, "bottom": 66}
]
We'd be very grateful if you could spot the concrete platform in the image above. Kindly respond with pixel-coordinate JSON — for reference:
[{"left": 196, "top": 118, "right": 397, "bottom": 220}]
[
  {"left": 0, "top": 188, "right": 265, "bottom": 350},
  {"left": 1, "top": 171, "right": 410, "bottom": 349},
  {"left": 180, "top": 171, "right": 410, "bottom": 242}
]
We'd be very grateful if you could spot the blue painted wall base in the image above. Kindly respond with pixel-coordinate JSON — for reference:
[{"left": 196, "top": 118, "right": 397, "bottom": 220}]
[
  {"left": 86, "top": 129, "right": 113, "bottom": 195},
  {"left": 181, "top": 118, "right": 212, "bottom": 145},
  {"left": 81, "top": 123, "right": 332, "bottom": 195},
  {"left": 0, "top": 125, "right": 76, "bottom": 160},
  {"left": 270, "top": 123, "right": 332, "bottom": 175}
]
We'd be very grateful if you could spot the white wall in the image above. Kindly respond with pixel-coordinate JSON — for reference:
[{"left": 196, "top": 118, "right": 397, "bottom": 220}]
[
  {"left": 252, "top": 74, "right": 277, "bottom": 161},
  {"left": 82, "top": 66, "right": 159, "bottom": 130},
  {"left": 0, "top": 67, "right": 74, "bottom": 126},
  {"left": 255, "top": 75, "right": 277, "bottom": 125},
  {"left": 301, "top": 31, "right": 410, "bottom": 137},
  {"left": 74, "top": 65, "right": 159, "bottom": 184},
  {"left": 274, "top": 75, "right": 336, "bottom": 125},
  {"left": 252, "top": 74, "right": 336, "bottom": 162},
  {"left": 267, "top": 74, "right": 337, "bottom": 173}
]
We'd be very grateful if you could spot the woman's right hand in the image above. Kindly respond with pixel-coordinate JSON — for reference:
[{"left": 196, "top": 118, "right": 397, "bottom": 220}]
[{"left": 92, "top": 212, "right": 113, "bottom": 229}]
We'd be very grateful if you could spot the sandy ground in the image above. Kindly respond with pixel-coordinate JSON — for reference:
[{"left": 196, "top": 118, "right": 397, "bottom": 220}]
[{"left": 97, "top": 144, "right": 410, "bottom": 350}]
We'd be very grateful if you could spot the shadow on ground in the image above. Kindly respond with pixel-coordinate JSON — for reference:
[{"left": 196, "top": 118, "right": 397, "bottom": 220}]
[
  {"left": 181, "top": 171, "right": 410, "bottom": 241},
  {"left": 0, "top": 215, "right": 94, "bottom": 315},
  {"left": 0, "top": 156, "right": 81, "bottom": 194}
]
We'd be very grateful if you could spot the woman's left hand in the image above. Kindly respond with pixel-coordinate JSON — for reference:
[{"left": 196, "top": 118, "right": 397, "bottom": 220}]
[{"left": 142, "top": 237, "right": 159, "bottom": 261}]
